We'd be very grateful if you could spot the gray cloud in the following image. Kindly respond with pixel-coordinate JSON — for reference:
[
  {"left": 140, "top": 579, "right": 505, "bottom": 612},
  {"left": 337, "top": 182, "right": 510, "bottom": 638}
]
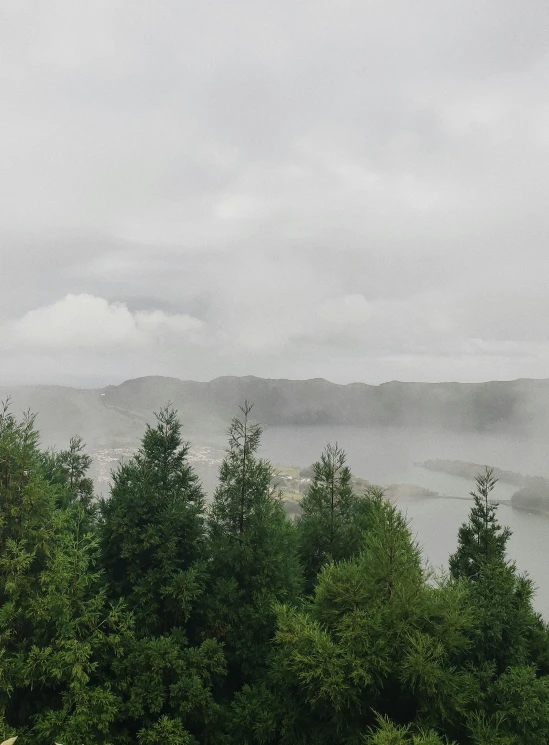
[{"left": 2, "top": 1, "right": 549, "bottom": 386}]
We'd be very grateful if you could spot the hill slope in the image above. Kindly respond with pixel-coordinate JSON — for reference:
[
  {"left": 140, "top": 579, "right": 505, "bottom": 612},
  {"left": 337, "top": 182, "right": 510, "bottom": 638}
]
[{"left": 2, "top": 375, "right": 549, "bottom": 452}]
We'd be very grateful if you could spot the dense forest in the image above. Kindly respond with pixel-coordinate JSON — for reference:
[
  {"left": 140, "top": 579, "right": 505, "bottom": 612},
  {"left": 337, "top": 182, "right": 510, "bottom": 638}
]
[{"left": 1, "top": 400, "right": 549, "bottom": 745}]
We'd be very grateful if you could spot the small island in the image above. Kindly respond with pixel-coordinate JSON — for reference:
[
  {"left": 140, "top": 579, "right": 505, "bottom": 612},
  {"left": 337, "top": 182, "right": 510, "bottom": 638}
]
[
  {"left": 275, "top": 464, "right": 439, "bottom": 519},
  {"left": 418, "top": 459, "right": 549, "bottom": 515}
]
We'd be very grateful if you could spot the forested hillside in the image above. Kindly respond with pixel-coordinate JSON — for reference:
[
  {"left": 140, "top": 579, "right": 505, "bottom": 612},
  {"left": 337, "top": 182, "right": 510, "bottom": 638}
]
[{"left": 1, "top": 400, "right": 549, "bottom": 744}]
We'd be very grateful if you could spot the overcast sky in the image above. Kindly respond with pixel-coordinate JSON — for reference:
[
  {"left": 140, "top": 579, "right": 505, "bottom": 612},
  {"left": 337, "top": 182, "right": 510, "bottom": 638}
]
[{"left": 1, "top": 1, "right": 549, "bottom": 387}]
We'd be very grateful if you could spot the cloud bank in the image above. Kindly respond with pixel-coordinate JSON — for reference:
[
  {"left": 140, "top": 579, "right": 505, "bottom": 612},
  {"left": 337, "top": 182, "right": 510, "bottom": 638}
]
[
  {"left": 5, "top": 294, "right": 203, "bottom": 350},
  {"left": 2, "top": 1, "right": 549, "bottom": 386}
]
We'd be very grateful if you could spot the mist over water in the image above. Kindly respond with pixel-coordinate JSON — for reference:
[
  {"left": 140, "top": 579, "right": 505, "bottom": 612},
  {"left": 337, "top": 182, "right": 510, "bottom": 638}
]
[
  {"left": 402, "top": 498, "right": 549, "bottom": 616},
  {"left": 261, "top": 425, "right": 549, "bottom": 483},
  {"left": 261, "top": 425, "right": 549, "bottom": 618}
]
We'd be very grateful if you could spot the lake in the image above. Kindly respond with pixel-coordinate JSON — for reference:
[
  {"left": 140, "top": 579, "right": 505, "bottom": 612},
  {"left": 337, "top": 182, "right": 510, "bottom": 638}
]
[{"left": 260, "top": 425, "right": 549, "bottom": 618}]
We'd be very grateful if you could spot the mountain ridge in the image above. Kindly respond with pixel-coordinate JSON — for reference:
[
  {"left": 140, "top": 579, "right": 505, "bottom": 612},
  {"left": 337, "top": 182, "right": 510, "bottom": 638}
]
[{"left": 1, "top": 374, "right": 549, "bottom": 454}]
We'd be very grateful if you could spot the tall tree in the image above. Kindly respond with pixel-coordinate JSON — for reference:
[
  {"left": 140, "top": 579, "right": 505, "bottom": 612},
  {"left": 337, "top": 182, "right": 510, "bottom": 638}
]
[
  {"left": 0, "top": 401, "right": 58, "bottom": 739},
  {"left": 449, "top": 468, "right": 549, "bottom": 744},
  {"left": 449, "top": 467, "right": 511, "bottom": 580},
  {"left": 99, "top": 407, "right": 225, "bottom": 745},
  {"left": 40, "top": 435, "right": 95, "bottom": 516},
  {"left": 0, "top": 402, "right": 126, "bottom": 744},
  {"left": 297, "top": 444, "right": 373, "bottom": 590},
  {"left": 100, "top": 406, "right": 207, "bottom": 635},
  {"left": 206, "top": 403, "right": 302, "bottom": 688},
  {"left": 23, "top": 503, "right": 129, "bottom": 745},
  {"left": 231, "top": 496, "right": 473, "bottom": 745},
  {"left": 59, "top": 435, "right": 94, "bottom": 511},
  {"left": 448, "top": 467, "right": 543, "bottom": 670}
]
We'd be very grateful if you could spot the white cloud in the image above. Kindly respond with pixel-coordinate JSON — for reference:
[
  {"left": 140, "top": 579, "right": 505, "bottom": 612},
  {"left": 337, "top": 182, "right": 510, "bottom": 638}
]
[{"left": 4, "top": 294, "right": 203, "bottom": 350}]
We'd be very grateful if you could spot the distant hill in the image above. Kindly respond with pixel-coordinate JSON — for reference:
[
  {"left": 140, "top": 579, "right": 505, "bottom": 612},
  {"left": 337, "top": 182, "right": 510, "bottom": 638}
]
[{"left": 2, "top": 375, "right": 549, "bottom": 453}]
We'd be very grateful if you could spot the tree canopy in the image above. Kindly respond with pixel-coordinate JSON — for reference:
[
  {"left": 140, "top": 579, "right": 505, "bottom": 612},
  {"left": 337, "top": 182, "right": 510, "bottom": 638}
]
[{"left": 0, "top": 401, "right": 547, "bottom": 745}]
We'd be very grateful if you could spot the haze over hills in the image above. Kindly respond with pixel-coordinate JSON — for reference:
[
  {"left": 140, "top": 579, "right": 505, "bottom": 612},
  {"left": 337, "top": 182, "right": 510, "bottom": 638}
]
[
  {"left": 2, "top": 374, "right": 549, "bottom": 455},
  {"left": 4, "top": 373, "right": 549, "bottom": 619}
]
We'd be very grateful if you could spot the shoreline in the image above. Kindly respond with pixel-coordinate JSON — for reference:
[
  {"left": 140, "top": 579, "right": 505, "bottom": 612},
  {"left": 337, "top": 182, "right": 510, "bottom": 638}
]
[{"left": 411, "top": 492, "right": 549, "bottom": 518}]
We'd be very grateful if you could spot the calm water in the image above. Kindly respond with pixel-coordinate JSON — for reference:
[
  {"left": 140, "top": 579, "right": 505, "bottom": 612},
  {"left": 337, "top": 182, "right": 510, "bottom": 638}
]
[{"left": 260, "top": 425, "right": 549, "bottom": 618}]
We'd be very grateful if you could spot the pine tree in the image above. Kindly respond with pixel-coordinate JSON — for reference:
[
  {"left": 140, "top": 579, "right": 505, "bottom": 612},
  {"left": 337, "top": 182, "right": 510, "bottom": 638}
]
[
  {"left": 100, "top": 406, "right": 207, "bottom": 635},
  {"left": 24, "top": 503, "right": 129, "bottom": 745},
  {"left": 449, "top": 469, "right": 549, "bottom": 743},
  {"left": 297, "top": 444, "right": 372, "bottom": 590},
  {"left": 206, "top": 402, "right": 302, "bottom": 688},
  {"left": 232, "top": 497, "right": 473, "bottom": 745},
  {"left": 0, "top": 401, "right": 56, "bottom": 558},
  {"left": 59, "top": 435, "right": 94, "bottom": 511},
  {"left": 448, "top": 467, "right": 544, "bottom": 670},
  {"left": 99, "top": 407, "right": 225, "bottom": 745},
  {"left": 0, "top": 402, "right": 126, "bottom": 744},
  {"left": 40, "top": 436, "right": 95, "bottom": 516},
  {"left": 449, "top": 467, "right": 511, "bottom": 580},
  {"left": 0, "top": 401, "right": 57, "bottom": 737}
]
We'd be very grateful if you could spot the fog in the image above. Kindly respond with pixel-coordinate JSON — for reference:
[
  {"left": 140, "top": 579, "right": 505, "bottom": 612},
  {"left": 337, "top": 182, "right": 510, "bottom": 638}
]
[
  {"left": 183, "top": 421, "right": 549, "bottom": 617},
  {"left": 2, "top": 1, "right": 549, "bottom": 612},
  {"left": 3, "top": 5, "right": 549, "bottom": 738},
  {"left": 3, "top": 2, "right": 549, "bottom": 385},
  {"left": 259, "top": 425, "right": 549, "bottom": 617},
  {"left": 2, "top": 377, "right": 548, "bottom": 617},
  {"left": 157, "top": 418, "right": 549, "bottom": 618},
  {"left": 261, "top": 425, "right": 549, "bottom": 483}
]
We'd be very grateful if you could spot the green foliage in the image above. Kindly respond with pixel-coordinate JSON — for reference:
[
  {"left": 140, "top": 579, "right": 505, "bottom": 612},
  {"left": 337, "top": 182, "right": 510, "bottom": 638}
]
[
  {"left": 100, "top": 406, "right": 207, "bottom": 635},
  {"left": 449, "top": 467, "right": 511, "bottom": 581},
  {"left": 232, "top": 498, "right": 475, "bottom": 745},
  {"left": 108, "top": 632, "right": 226, "bottom": 745},
  {"left": 447, "top": 468, "right": 549, "bottom": 743},
  {"left": 0, "top": 401, "right": 56, "bottom": 564},
  {"left": 0, "top": 403, "right": 127, "bottom": 744},
  {"left": 40, "top": 436, "right": 96, "bottom": 535},
  {"left": 479, "top": 665, "right": 549, "bottom": 744},
  {"left": 364, "top": 715, "right": 452, "bottom": 744},
  {"left": 1, "top": 403, "right": 549, "bottom": 745},
  {"left": 23, "top": 506, "right": 128, "bottom": 745},
  {"left": 297, "top": 443, "right": 376, "bottom": 590},
  {"left": 98, "top": 406, "right": 226, "bottom": 744},
  {"left": 206, "top": 402, "right": 302, "bottom": 687}
]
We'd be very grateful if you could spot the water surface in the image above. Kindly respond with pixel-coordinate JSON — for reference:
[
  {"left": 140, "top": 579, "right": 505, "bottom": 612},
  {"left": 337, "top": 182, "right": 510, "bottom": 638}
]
[{"left": 261, "top": 425, "right": 549, "bottom": 617}]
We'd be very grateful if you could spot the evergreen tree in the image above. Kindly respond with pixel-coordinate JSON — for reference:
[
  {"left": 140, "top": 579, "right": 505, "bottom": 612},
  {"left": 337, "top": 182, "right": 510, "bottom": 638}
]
[
  {"left": 464, "top": 563, "right": 549, "bottom": 744},
  {"left": 232, "top": 497, "right": 474, "bottom": 745},
  {"left": 2, "top": 400, "right": 549, "bottom": 745},
  {"left": 100, "top": 406, "right": 207, "bottom": 635},
  {"left": 297, "top": 444, "right": 373, "bottom": 590},
  {"left": 0, "top": 402, "right": 127, "bottom": 744},
  {"left": 0, "top": 401, "right": 58, "bottom": 738},
  {"left": 0, "top": 401, "right": 56, "bottom": 558},
  {"left": 364, "top": 716, "right": 453, "bottom": 744},
  {"left": 449, "top": 468, "right": 549, "bottom": 743},
  {"left": 59, "top": 435, "right": 94, "bottom": 511},
  {"left": 40, "top": 435, "right": 95, "bottom": 516},
  {"left": 449, "top": 467, "right": 511, "bottom": 580},
  {"left": 449, "top": 468, "right": 549, "bottom": 671},
  {"left": 206, "top": 403, "right": 302, "bottom": 688},
  {"left": 99, "top": 406, "right": 226, "bottom": 745},
  {"left": 23, "top": 503, "right": 130, "bottom": 745},
  {"left": 107, "top": 629, "right": 225, "bottom": 745}
]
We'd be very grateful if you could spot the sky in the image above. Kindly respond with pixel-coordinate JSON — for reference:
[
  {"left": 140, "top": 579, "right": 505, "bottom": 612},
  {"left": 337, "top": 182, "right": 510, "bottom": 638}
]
[{"left": 2, "top": 0, "right": 549, "bottom": 387}]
